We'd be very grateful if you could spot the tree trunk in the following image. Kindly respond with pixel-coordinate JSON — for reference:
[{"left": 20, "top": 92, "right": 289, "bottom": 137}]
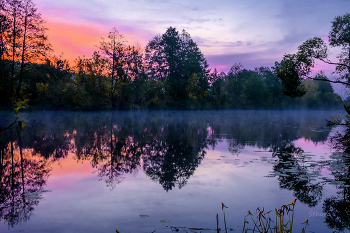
[
  {"left": 11, "top": 8, "right": 16, "bottom": 79},
  {"left": 18, "top": 127, "right": 25, "bottom": 194},
  {"left": 17, "top": 6, "right": 27, "bottom": 99},
  {"left": 0, "top": 17, "right": 5, "bottom": 80},
  {"left": 111, "top": 41, "right": 116, "bottom": 108}
]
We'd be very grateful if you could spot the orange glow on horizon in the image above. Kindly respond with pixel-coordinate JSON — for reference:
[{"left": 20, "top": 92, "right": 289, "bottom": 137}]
[
  {"left": 46, "top": 21, "right": 106, "bottom": 62},
  {"left": 49, "top": 153, "right": 95, "bottom": 178},
  {"left": 45, "top": 20, "right": 146, "bottom": 64}
]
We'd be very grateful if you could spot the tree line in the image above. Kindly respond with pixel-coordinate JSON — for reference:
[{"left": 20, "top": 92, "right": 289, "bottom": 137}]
[{"left": 0, "top": 0, "right": 343, "bottom": 110}]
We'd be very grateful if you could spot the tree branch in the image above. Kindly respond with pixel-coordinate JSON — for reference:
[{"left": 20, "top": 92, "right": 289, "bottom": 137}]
[
  {"left": 306, "top": 77, "right": 350, "bottom": 87},
  {"left": 319, "top": 58, "right": 350, "bottom": 69},
  {"left": 0, "top": 117, "right": 18, "bottom": 133},
  {"left": 325, "top": 119, "right": 349, "bottom": 127}
]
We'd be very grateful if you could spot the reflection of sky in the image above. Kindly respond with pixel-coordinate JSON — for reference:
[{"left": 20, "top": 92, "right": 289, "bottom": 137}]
[
  {"left": 3, "top": 141, "right": 336, "bottom": 233},
  {"left": 1, "top": 111, "right": 348, "bottom": 232},
  {"left": 35, "top": 0, "right": 349, "bottom": 74}
]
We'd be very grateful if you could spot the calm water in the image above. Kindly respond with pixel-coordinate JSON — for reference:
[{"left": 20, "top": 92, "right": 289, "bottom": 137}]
[{"left": 0, "top": 110, "right": 349, "bottom": 233}]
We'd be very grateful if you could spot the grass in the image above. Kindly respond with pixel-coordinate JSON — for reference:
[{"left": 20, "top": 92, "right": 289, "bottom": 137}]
[
  {"left": 117, "top": 200, "right": 311, "bottom": 233},
  {"left": 219, "top": 200, "right": 309, "bottom": 233}
]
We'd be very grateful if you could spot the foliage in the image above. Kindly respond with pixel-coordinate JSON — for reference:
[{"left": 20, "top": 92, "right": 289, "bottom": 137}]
[
  {"left": 275, "top": 13, "right": 350, "bottom": 109},
  {"left": 0, "top": 1, "right": 344, "bottom": 110},
  {"left": 145, "top": 27, "right": 209, "bottom": 109}
]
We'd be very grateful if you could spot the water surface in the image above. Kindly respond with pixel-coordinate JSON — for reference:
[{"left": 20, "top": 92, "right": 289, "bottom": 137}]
[{"left": 0, "top": 110, "right": 349, "bottom": 232}]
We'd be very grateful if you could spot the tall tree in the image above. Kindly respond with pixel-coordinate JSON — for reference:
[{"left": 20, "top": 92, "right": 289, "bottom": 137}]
[
  {"left": 0, "top": 1, "right": 8, "bottom": 79},
  {"left": 0, "top": 0, "right": 18, "bottom": 106},
  {"left": 4, "top": 0, "right": 22, "bottom": 79},
  {"left": 275, "top": 13, "right": 350, "bottom": 102},
  {"left": 145, "top": 27, "right": 209, "bottom": 108},
  {"left": 98, "top": 28, "right": 127, "bottom": 108},
  {"left": 98, "top": 28, "right": 145, "bottom": 109},
  {"left": 0, "top": 0, "right": 9, "bottom": 63},
  {"left": 225, "top": 63, "right": 244, "bottom": 107},
  {"left": 0, "top": 0, "right": 51, "bottom": 101},
  {"left": 16, "top": 0, "right": 51, "bottom": 98}
]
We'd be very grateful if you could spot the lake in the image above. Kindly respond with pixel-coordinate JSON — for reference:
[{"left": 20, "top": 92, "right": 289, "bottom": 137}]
[{"left": 0, "top": 110, "right": 349, "bottom": 233}]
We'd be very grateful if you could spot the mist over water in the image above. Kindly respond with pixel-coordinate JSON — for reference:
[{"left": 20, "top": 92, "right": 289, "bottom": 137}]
[{"left": 0, "top": 110, "right": 348, "bottom": 233}]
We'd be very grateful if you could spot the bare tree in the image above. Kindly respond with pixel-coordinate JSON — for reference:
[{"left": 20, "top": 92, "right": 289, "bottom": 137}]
[
  {"left": 5, "top": 0, "right": 22, "bottom": 79},
  {"left": 98, "top": 28, "right": 128, "bottom": 107},
  {"left": 16, "top": 0, "right": 51, "bottom": 98},
  {"left": 1, "top": 0, "right": 51, "bottom": 99}
]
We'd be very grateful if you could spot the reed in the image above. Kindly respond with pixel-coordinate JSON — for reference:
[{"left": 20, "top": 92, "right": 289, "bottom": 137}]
[
  {"left": 222, "top": 202, "right": 228, "bottom": 233},
  {"left": 242, "top": 199, "right": 308, "bottom": 233},
  {"left": 218, "top": 200, "right": 309, "bottom": 233}
]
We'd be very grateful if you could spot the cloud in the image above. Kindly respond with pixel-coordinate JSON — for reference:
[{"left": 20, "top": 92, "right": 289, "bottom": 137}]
[
  {"left": 34, "top": 0, "right": 350, "bottom": 72},
  {"left": 205, "top": 52, "right": 277, "bottom": 73}
]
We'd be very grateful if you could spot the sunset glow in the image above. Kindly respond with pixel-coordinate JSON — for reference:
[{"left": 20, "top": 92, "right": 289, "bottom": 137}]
[{"left": 33, "top": 0, "right": 350, "bottom": 74}]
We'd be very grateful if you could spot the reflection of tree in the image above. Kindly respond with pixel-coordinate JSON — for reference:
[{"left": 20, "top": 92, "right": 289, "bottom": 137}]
[
  {"left": 207, "top": 111, "right": 332, "bottom": 154},
  {"left": 322, "top": 150, "right": 350, "bottom": 231},
  {"left": 73, "top": 117, "right": 142, "bottom": 190},
  {"left": 0, "top": 111, "right": 337, "bottom": 194},
  {"left": 324, "top": 197, "right": 350, "bottom": 230},
  {"left": 96, "top": 133, "right": 142, "bottom": 190},
  {"left": 329, "top": 126, "right": 350, "bottom": 153},
  {"left": 32, "top": 132, "right": 71, "bottom": 160},
  {"left": 272, "top": 144, "right": 323, "bottom": 207},
  {"left": 70, "top": 113, "right": 209, "bottom": 191},
  {"left": 227, "top": 139, "right": 243, "bottom": 156},
  {"left": 142, "top": 122, "right": 207, "bottom": 191},
  {"left": 0, "top": 139, "right": 51, "bottom": 228}
]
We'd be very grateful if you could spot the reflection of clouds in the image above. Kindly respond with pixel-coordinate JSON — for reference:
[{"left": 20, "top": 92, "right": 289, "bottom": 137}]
[{"left": 190, "top": 179, "right": 221, "bottom": 187}]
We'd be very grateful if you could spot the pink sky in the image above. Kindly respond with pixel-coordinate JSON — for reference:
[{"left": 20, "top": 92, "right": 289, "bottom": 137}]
[{"left": 35, "top": 0, "right": 350, "bottom": 79}]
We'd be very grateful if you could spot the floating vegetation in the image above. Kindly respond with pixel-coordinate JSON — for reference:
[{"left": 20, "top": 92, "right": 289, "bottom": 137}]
[
  {"left": 329, "top": 181, "right": 346, "bottom": 186},
  {"left": 260, "top": 146, "right": 350, "bottom": 190},
  {"left": 160, "top": 219, "right": 170, "bottom": 223},
  {"left": 166, "top": 225, "right": 228, "bottom": 232},
  {"left": 310, "top": 129, "right": 326, "bottom": 133},
  {"left": 24, "top": 190, "right": 51, "bottom": 200},
  {"left": 139, "top": 215, "right": 149, "bottom": 218}
]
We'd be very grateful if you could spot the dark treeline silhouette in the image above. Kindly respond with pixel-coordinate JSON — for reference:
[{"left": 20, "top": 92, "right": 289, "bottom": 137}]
[{"left": 0, "top": 0, "right": 343, "bottom": 110}]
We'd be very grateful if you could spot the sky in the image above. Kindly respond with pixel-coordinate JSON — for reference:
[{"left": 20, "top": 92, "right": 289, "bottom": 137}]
[{"left": 34, "top": 0, "right": 349, "bottom": 77}]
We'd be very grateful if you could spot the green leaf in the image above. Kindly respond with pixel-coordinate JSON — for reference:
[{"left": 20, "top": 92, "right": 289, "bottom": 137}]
[
  {"left": 18, "top": 121, "right": 25, "bottom": 131},
  {"left": 14, "top": 107, "right": 20, "bottom": 115},
  {"left": 160, "top": 219, "right": 170, "bottom": 223}
]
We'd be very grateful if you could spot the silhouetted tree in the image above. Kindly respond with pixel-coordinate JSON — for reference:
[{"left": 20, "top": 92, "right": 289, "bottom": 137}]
[
  {"left": 225, "top": 63, "right": 244, "bottom": 107},
  {"left": 16, "top": 0, "right": 51, "bottom": 98},
  {"left": 145, "top": 27, "right": 209, "bottom": 108},
  {"left": 275, "top": 13, "right": 350, "bottom": 112}
]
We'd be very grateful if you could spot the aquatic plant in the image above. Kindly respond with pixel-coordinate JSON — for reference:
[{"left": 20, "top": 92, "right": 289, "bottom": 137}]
[
  {"left": 241, "top": 199, "right": 309, "bottom": 233},
  {"left": 216, "top": 200, "right": 309, "bottom": 232},
  {"left": 222, "top": 202, "right": 228, "bottom": 233}
]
